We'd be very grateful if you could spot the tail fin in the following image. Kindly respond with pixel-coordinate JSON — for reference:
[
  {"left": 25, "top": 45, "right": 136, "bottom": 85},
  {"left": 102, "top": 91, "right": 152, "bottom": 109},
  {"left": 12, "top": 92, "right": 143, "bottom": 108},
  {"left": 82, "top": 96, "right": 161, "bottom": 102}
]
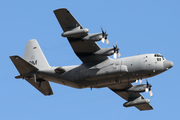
[{"left": 24, "top": 39, "right": 50, "bottom": 70}]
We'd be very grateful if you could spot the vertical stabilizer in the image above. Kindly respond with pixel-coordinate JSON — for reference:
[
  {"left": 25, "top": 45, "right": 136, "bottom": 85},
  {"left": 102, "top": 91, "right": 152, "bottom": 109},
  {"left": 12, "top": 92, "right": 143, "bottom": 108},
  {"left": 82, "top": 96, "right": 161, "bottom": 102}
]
[{"left": 24, "top": 39, "right": 50, "bottom": 69}]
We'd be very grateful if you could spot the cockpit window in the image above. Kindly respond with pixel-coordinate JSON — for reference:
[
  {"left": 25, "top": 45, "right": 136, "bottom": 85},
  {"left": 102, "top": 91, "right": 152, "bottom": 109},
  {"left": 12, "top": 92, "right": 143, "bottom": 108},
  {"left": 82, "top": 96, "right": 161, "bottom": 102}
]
[
  {"left": 157, "top": 58, "right": 161, "bottom": 61},
  {"left": 154, "top": 54, "right": 162, "bottom": 57},
  {"left": 162, "top": 57, "right": 165, "bottom": 60},
  {"left": 154, "top": 54, "right": 165, "bottom": 60}
]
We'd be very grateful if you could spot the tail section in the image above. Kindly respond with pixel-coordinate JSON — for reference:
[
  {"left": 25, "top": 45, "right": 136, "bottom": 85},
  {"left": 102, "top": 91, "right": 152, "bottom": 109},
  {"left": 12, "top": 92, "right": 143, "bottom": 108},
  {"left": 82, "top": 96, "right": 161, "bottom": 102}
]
[
  {"left": 24, "top": 39, "right": 50, "bottom": 70},
  {"left": 10, "top": 39, "right": 53, "bottom": 96},
  {"left": 10, "top": 55, "right": 38, "bottom": 77}
]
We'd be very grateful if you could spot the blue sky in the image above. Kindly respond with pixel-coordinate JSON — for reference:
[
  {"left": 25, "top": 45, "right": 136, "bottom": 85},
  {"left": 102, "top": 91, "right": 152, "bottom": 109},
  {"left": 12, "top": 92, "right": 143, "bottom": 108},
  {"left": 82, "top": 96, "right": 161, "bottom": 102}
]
[{"left": 1, "top": 0, "right": 179, "bottom": 119}]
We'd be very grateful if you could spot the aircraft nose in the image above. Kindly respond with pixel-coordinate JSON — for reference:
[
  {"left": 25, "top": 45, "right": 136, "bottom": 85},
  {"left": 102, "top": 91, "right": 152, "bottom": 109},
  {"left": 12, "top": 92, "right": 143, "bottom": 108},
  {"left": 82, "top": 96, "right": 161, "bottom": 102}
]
[{"left": 163, "top": 60, "right": 174, "bottom": 70}]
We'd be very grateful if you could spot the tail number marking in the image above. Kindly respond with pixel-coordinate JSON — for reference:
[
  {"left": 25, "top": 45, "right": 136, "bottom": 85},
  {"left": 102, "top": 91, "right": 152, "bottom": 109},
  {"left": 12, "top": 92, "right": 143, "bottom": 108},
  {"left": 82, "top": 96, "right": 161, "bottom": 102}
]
[{"left": 29, "top": 60, "right": 37, "bottom": 65}]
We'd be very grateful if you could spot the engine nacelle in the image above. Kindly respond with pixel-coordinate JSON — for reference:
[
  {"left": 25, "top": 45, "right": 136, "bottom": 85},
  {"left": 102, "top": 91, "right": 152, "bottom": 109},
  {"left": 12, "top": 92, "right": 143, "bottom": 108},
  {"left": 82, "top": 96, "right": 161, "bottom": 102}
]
[
  {"left": 127, "top": 84, "right": 147, "bottom": 92},
  {"left": 81, "top": 33, "right": 102, "bottom": 41},
  {"left": 93, "top": 48, "right": 114, "bottom": 56},
  {"left": 61, "top": 28, "right": 89, "bottom": 38},
  {"left": 123, "top": 99, "right": 150, "bottom": 107}
]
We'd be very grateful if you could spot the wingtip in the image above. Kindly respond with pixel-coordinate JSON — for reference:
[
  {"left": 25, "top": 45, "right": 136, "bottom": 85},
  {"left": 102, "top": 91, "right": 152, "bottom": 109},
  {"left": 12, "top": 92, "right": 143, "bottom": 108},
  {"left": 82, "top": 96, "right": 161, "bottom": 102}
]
[{"left": 53, "top": 8, "right": 68, "bottom": 13}]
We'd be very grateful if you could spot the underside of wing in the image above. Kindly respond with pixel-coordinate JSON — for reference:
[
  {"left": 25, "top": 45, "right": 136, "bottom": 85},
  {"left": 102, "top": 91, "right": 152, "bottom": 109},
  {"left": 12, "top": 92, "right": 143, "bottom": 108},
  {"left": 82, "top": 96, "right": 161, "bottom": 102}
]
[
  {"left": 68, "top": 39, "right": 109, "bottom": 63},
  {"left": 109, "top": 83, "right": 153, "bottom": 111},
  {"left": 54, "top": 8, "right": 82, "bottom": 32},
  {"left": 54, "top": 8, "right": 109, "bottom": 63}
]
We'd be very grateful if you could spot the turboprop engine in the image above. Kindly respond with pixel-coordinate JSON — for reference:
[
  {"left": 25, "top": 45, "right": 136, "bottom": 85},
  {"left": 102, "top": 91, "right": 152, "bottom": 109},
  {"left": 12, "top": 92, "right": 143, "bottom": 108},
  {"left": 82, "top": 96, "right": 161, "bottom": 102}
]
[
  {"left": 93, "top": 45, "right": 121, "bottom": 59},
  {"left": 61, "top": 28, "right": 89, "bottom": 38},
  {"left": 127, "top": 84, "right": 148, "bottom": 92},
  {"left": 123, "top": 97, "right": 150, "bottom": 107},
  {"left": 127, "top": 80, "right": 153, "bottom": 97},
  {"left": 82, "top": 33, "right": 103, "bottom": 41},
  {"left": 93, "top": 48, "right": 114, "bottom": 56},
  {"left": 82, "top": 27, "right": 109, "bottom": 44}
]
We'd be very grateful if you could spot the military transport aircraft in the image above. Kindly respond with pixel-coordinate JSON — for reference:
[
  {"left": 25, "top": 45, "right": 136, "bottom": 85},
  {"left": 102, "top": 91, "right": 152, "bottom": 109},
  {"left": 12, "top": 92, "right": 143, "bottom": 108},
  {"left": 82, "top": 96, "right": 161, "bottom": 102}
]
[{"left": 10, "top": 8, "right": 173, "bottom": 111}]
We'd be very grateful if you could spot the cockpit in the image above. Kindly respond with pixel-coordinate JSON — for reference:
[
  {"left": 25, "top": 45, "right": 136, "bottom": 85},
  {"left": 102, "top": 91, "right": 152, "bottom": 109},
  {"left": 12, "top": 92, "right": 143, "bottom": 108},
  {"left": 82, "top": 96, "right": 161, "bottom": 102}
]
[{"left": 154, "top": 54, "right": 166, "bottom": 61}]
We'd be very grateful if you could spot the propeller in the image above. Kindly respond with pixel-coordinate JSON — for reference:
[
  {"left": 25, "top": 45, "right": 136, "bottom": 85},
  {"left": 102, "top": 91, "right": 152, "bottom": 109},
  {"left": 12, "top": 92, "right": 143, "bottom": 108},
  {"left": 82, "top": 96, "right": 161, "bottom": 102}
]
[
  {"left": 139, "top": 79, "right": 142, "bottom": 84},
  {"left": 113, "top": 43, "right": 121, "bottom": 59},
  {"left": 136, "top": 79, "right": 142, "bottom": 84},
  {"left": 101, "top": 27, "right": 109, "bottom": 45},
  {"left": 145, "top": 79, "right": 153, "bottom": 97}
]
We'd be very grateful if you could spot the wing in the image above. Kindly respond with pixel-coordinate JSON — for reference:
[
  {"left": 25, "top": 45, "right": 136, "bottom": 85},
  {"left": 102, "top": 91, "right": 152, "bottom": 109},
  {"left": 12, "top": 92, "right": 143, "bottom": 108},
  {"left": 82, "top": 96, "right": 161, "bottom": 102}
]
[
  {"left": 108, "top": 83, "right": 153, "bottom": 111},
  {"left": 54, "top": 8, "right": 109, "bottom": 63}
]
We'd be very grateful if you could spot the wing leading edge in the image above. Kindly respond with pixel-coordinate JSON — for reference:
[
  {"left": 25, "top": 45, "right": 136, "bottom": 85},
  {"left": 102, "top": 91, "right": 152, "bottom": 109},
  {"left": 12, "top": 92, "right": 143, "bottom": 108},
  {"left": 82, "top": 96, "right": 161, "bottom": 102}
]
[
  {"left": 54, "top": 8, "right": 109, "bottom": 63},
  {"left": 109, "top": 83, "right": 153, "bottom": 111}
]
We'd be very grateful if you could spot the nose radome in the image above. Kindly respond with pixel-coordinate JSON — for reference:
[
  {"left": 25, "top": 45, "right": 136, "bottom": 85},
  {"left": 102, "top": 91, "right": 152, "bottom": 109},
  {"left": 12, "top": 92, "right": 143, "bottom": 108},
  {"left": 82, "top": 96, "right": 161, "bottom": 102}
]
[{"left": 163, "top": 60, "right": 174, "bottom": 69}]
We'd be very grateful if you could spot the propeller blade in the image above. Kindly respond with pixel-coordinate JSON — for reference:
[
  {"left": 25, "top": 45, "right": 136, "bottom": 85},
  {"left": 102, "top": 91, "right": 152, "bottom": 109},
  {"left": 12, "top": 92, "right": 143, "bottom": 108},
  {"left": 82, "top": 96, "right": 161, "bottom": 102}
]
[
  {"left": 105, "top": 38, "right": 109, "bottom": 45},
  {"left": 101, "top": 37, "right": 105, "bottom": 43},
  {"left": 136, "top": 80, "right": 138, "bottom": 83},
  {"left": 101, "top": 27, "right": 104, "bottom": 34},
  {"left": 112, "top": 43, "right": 121, "bottom": 59},
  {"left": 101, "top": 27, "right": 109, "bottom": 44},
  {"left": 114, "top": 53, "right": 117, "bottom": 59},
  {"left": 146, "top": 79, "right": 149, "bottom": 85},
  {"left": 118, "top": 52, "right": 121, "bottom": 58},
  {"left": 145, "top": 88, "right": 149, "bottom": 93},
  {"left": 149, "top": 90, "right": 153, "bottom": 97},
  {"left": 145, "top": 79, "right": 153, "bottom": 97},
  {"left": 139, "top": 79, "right": 142, "bottom": 84}
]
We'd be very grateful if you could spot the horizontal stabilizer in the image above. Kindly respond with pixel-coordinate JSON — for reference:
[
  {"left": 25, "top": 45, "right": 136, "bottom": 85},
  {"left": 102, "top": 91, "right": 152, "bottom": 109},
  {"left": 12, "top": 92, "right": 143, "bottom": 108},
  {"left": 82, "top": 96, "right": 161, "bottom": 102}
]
[
  {"left": 10, "top": 55, "right": 53, "bottom": 95},
  {"left": 10, "top": 55, "right": 38, "bottom": 75},
  {"left": 26, "top": 78, "right": 53, "bottom": 96}
]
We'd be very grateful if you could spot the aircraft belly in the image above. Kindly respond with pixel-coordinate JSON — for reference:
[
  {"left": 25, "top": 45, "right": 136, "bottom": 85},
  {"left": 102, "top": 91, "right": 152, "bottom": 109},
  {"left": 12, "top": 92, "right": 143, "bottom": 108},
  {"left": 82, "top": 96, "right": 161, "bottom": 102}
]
[{"left": 38, "top": 73, "right": 81, "bottom": 88}]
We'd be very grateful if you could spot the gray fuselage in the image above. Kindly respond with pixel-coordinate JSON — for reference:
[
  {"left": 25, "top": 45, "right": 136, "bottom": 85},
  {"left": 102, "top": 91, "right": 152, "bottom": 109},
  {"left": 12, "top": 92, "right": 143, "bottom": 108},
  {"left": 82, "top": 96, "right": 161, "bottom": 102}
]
[{"left": 37, "top": 53, "right": 173, "bottom": 89}]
